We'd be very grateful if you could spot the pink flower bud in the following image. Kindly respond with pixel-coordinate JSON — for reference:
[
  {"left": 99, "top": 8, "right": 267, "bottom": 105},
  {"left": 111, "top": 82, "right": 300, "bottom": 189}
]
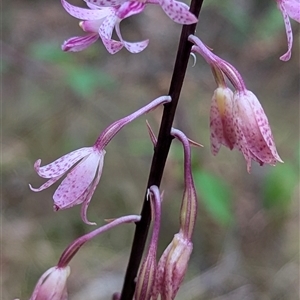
[
  {"left": 29, "top": 266, "right": 70, "bottom": 300},
  {"left": 152, "top": 232, "right": 193, "bottom": 300}
]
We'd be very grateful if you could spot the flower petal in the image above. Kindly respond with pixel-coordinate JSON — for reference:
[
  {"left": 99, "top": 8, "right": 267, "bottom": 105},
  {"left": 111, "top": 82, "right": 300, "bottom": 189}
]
[
  {"left": 80, "top": 162, "right": 104, "bottom": 225},
  {"left": 278, "top": 2, "right": 294, "bottom": 61},
  {"left": 32, "top": 147, "right": 94, "bottom": 178},
  {"left": 99, "top": 12, "right": 118, "bottom": 39},
  {"left": 29, "top": 175, "right": 64, "bottom": 192},
  {"left": 282, "top": 0, "right": 300, "bottom": 22},
  {"left": 61, "top": 0, "right": 111, "bottom": 20},
  {"left": 210, "top": 87, "right": 236, "bottom": 155},
  {"left": 159, "top": 0, "right": 198, "bottom": 24},
  {"left": 114, "top": 22, "right": 149, "bottom": 53},
  {"left": 101, "top": 37, "right": 124, "bottom": 53},
  {"left": 116, "top": 1, "right": 146, "bottom": 19},
  {"left": 84, "top": 0, "right": 127, "bottom": 7},
  {"left": 53, "top": 150, "right": 104, "bottom": 210},
  {"left": 233, "top": 91, "right": 282, "bottom": 170},
  {"left": 62, "top": 34, "right": 99, "bottom": 52}
]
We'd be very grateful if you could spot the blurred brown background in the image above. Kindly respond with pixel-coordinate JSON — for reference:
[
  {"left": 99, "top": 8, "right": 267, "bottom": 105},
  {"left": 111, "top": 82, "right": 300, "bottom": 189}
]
[{"left": 2, "top": 0, "right": 299, "bottom": 299}]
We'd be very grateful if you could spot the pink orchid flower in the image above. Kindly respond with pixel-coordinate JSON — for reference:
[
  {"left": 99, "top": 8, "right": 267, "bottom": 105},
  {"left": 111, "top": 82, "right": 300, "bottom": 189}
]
[
  {"left": 61, "top": 0, "right": 149, "bottom": 54},
  {"left": 84, "top": 0, "right": 198, "bottom": 25},
  {"left": 30, "top": 96, "right": 171, "bottom": 224},
  {"left": 25, "top": 215, "right": 140, "bottom": 300},
  {"left": 189, "top": 35, "right": 283, "bottom": 172},
  {"left": 276, "top": 0, "right": 300, "bottom": 61}
]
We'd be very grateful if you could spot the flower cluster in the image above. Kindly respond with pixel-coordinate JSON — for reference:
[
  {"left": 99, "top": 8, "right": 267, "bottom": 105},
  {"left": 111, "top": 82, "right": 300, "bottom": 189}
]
[
  {"left": 61, "top": 0, "right": 197, "bottom": 54},
  {"left": 189, "top": 35, "right": 283, "bottom": 172}
]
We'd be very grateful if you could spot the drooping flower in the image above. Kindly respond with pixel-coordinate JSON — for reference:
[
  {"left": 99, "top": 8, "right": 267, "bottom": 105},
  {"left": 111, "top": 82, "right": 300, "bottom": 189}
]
[
  {"left": 29, "top": 266, "right": 70, "bottom": 300},
  {"left": 26, "top": 215, "right": 140, "bottom": 300},
  {"left": 276, "top": 0, "right": 300, "bottom": 61},
  {"left": 61, "top": 0, "right": 149, "bottom": 54},
  {"left": 30, "top": 147, "right": 105, "bottom": 225},
  {"left": 30, "top": 96, "right": 171, "bottom": 224},
  {"left": 189, "top": 34, "right": 283, "bottom": 172},
  {"left": 152, "top": 129, "right": 197, "bottom": 300}
]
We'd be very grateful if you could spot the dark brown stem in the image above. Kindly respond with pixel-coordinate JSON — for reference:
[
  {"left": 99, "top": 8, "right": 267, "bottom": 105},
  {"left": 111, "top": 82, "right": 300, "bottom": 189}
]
[{"left": 120, "top": 1, "right": 205, "bottom": 298}]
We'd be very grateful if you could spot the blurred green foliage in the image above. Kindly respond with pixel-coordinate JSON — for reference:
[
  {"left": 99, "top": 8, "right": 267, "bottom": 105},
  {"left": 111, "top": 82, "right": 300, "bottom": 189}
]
[{"left": 194, "top": 170, "right": 233, "bottom": 226}]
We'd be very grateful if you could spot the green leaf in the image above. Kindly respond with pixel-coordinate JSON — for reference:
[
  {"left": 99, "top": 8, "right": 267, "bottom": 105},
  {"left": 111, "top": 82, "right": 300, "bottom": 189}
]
[
  {"left": 263, "top": 163, "right": 298, "bottom": 212},
  {"left": 193, "top": 170, "right": 233, "bottom": 226}
]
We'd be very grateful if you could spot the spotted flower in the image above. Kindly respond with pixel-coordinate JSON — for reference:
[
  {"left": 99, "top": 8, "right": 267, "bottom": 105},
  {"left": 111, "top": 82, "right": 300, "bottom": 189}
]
[
  {"left": 276, "top": 0, "right": 300, "bottom": 61},
  {"left": 61, "top": 0, "right": 148, "bottom": 54},
  {"left": 85, "top": 0, "right": 198, "bottom": 25},
  {"left": 62, "top": 0, "right": 197, "bottom": 54},
  {"left": 30, "top": 96, "right": 171, "bottom": 224},
  {"left": 189, "top": 35, "right": 283, "bottom": 172}
]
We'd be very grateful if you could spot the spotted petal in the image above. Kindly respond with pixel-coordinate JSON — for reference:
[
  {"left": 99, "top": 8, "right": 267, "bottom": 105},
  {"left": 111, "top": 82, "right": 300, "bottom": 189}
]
[
  {"left": 114, "top": 22, "right": 149, "bottom": 53},
  {"left": 61, "top": 0, "right": 112, "bottom": 20},
  {"left": 80, "top": 161, "right": 104, "bottom": 225},
  {"left": 84, "top": 0, "right": 127, "bottom": 7},
  {"left": 159, "top": 0, "right": 198, "bottom": 24},
  {"left": 282, "top": 0, "right": 300, "bottom": 22},
  {"left": 32, "top": 147, "right": 93, "bottom": 179},
  {"left": 53, "top": 150, "right": 105, "bottom": 210},
  {"left": 210, "top": 87, "right": 236, "bottom": 155}
]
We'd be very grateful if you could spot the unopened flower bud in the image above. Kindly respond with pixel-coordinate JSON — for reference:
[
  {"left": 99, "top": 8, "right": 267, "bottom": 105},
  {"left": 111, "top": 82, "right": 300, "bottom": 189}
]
[{"left": 29, "top": 266, "right": 70, "bottom": 300}]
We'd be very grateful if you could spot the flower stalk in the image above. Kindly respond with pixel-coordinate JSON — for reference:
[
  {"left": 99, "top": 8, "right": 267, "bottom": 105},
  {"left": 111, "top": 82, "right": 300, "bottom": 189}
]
[{"left": 120, "top": 0, "right": 205, "bottom": 298}]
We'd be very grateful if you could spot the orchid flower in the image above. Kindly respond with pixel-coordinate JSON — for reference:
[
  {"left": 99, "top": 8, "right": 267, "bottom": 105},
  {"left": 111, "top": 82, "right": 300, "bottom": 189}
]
[
  {"left": 26, "top": 215, "right": 140, "bottom": 300},
  {"left": 152, "top": 129, "right": 197, "bottom": 300},
  {"left": 276, "top": 0, "right": 300, "bottom": 61},
  {"left": 189, "top": 35, "right": 283, "bottom": 172},
  {"left": 61, "top": 0, "right": 149, "bottom": 54},
  {"left": 30, "top": 96, "right": 171, "bottom": 224},
  {"left": 84, "top": 0, "right": 198, "bottom": 25}
]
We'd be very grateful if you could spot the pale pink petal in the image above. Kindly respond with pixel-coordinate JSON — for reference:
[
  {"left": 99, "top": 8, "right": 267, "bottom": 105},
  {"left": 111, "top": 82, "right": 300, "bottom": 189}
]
[
  {"left": 62, "top": 34, "right": 99, "bottom": 52},
  {"left": 61, "top": 0, "right": 111, "bottom": 20},
  {"left": 80, "top": 20, "right": 104, "bottom": 33},
  {"left": 247, "top": 91, "right": 283, "bottom": 163},
  {"left": 159, "top": 0, "right": 198, "bottom": 24},
  {"left": 53, "top": 150, "right": 104, "bottom": 210},
  {"left": 30, "top": 266, "right": 70, "bottom": 300},
  {"left": 84, "top": 0, "right": 127, "bottom": 7},
  {"left": 80, "top": 160, "right": 104, "bottom": 225},
  {"left": 278, "top": 2, "right": 294, "bottom": 61},
  {"left": 116, "top": 1, "right": 146, "bottom": 19},
  {"left": 99, "top": 12, "right": 118, "bottom": 39},
  {"left": 210, "top": 87, "right": 236, "bottom": 155},
  {"left": 115, "top": 22, "right": 149, "bottom": 53},
  {"left": 101, "top": 37, "right": 124, "bottom": 53},
  {"left": 283, "top": 0, "right": 300, "bottom": 22},
  {"left": 123, "top": 40, "right": 149, "bottom": 53},
  {"left": 233, "top": 91, "right": 282, "bottom": 170},
  {"left": 32, "top": 147, "right": 93, "bottom": 178},
  {"left": 29, "top": 175, "right": 64, "bottom": 192}
]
